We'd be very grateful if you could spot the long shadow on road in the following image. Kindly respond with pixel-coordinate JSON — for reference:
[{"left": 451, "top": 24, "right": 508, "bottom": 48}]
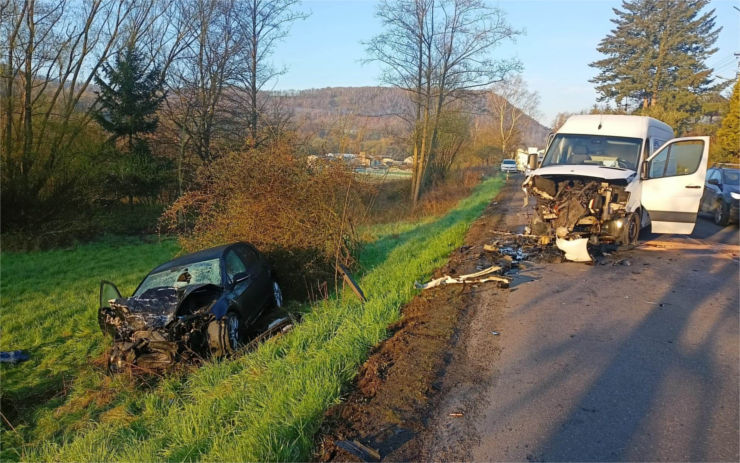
[{"left": 533, "top": 252, "right": 739, "bottom": 461}]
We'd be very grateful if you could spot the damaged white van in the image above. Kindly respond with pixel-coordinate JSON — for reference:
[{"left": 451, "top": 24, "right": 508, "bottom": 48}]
[{"left": 523, "top": 114, "right": 709, "bottom": 261}]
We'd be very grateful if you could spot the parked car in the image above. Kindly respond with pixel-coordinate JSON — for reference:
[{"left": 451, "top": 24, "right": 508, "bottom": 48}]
[
  {"left": 500, "top": 159, "right": 518, "bottom": 173},
  {"left": 700, "top": 164, "right": 740, "bottom": 226},
  {"left": 99, "top": 242, "right": 282, "bottom": 372}
]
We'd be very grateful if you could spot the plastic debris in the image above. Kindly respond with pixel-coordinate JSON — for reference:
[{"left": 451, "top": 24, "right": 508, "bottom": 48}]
[{"left": 0, "top": 350, "right": 30, "bottom": 364}]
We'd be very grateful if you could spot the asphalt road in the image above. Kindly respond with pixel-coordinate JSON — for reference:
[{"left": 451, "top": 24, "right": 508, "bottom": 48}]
[{"left": 421, "top": 179, "right": 740, "bottom": 462}]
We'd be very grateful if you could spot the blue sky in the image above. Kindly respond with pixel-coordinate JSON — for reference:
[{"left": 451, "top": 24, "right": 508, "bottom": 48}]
[{"left": 270, "top": 0, "right": 740, "bottom": 126}]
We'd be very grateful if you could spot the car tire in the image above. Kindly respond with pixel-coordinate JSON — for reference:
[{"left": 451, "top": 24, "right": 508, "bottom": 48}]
[
  {"left": 272, "top": 281, "right": 283, "bottom": 308},
  {"left": 618, "top": 212, "right": 640, "bottom": 248},
  {"left": 208, "top": 312, "right": 241, "bottom": 357},
  {"left": 714, "top": 202, "right": 730, "bottom": 226}
]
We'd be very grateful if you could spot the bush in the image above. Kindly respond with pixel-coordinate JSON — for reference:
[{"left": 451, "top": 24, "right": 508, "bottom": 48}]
[{"left": 162, "top": 142, "right": 370, "bottom": 300}]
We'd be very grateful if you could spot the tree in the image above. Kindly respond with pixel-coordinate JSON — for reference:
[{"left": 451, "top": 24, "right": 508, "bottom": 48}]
[
  {"left": 367, "top": 0, "right": 521, "bottom": 204},
  {"left": 589, "top": 0, "right": 724, "bottom": 132},
  {"left": 487, "top": 75, "right": 540, "bottom": 158},
  {"left": 238, "top": 0, "right": 306, "bottom": 148},
  {"left": 94, "top": 45, "right": 166, "bottom": 151},
  {"left": 715, "top": 79, "right": 739, "bottom": 162}
]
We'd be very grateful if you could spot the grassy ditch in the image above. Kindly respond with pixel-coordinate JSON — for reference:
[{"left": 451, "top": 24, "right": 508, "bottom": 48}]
[{"left": 1, "top": 176, "right": 503, "bottom": 462}]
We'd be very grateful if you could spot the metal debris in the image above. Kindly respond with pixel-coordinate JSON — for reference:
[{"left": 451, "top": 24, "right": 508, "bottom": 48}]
[
  {"left": 336, "top": 439, "right": 381, "bottom": 462},
  {"left": 415, "top": 265, "right": 509, "bottom": 289}
]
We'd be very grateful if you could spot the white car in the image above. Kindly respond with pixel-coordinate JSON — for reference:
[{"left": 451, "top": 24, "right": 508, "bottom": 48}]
[{"left": 500, "top": 159, "right": 518, "bottom": 173}]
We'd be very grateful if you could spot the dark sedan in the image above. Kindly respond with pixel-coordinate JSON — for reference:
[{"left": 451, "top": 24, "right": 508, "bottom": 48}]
[
  {"left": 700, "top": 164, "right": 740, "bottom": 226},
  {"left": 99, "top": 242, "right": 282, "bottom": 371}
]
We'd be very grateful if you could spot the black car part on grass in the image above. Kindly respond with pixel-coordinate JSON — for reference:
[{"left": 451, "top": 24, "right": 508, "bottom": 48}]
[{"left": 98, "top": 242, "right": 281, "bottom": 372}]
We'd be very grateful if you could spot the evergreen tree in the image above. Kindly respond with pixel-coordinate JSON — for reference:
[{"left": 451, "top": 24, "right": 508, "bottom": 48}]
[
  {"left": 716, "top": 79, "right": 739, "bottom": 162},
  {"left": 589, "top": 0, "right": 724, "bottom": 131},
  {"left": 94, "top": 46, "right": 165, "bottom": 151}
]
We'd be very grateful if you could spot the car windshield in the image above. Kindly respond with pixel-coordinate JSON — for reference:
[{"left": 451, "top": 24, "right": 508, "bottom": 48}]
[
  {"left": 541, "top": 134, "right": 643, "bottom": 170},
  {"left": 722, "top": 169, "right": 739, "bottom": 185},
  {"left": 133, "top": 258, "right": 222, "bottom": 297},
  {"left": 503, "top": 160, "right": 516, "bottom": 164}
]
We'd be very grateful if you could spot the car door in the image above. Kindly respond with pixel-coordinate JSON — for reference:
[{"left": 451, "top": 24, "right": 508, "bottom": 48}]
[
  {"left": 236, "top": 244, "right": 271, "bottom": 313},
  {"left": 99, "top": 280, "right": 122, "bottom": 309},
  {"left": 641, "top": 137, "right": 709, "bottom": 234}
]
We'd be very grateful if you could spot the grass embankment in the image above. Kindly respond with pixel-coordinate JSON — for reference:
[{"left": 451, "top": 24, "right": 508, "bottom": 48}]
[{"left": 1, "top": 176, "right": 503, "bottom": 461}]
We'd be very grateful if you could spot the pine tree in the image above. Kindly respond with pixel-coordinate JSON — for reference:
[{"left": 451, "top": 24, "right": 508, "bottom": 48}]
[
  {"left": 716, "top": 79, "right": 739, "bottom": 162},
  {"left": 589, "top": 0, "right": 723, "bottom": 131},
  {"left": 94, "top": 46, "right": 165, "bottom": 152}
]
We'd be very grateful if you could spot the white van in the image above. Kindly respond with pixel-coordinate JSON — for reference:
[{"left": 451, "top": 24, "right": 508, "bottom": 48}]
[{"left": 523, "top": 114, "right": 709, "bottom": 260}]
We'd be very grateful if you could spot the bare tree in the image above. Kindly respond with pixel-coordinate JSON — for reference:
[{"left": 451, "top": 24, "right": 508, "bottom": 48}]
[
  {"left": 236, "top": 0, "right": 306, "bottom": 148},
  {"left": 487, "top": 74, "right": 540, "bottom": 158},
  {"left": 1, "top": 0, "right": 136, "bottom": 226},
  {"left": 367, "top": 0, "right": 521, "bottom": 205}
]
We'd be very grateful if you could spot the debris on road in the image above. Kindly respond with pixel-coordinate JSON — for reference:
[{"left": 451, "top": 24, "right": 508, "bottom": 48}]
[
  {"left": 449, "top": 412, "right": 464, "bottom": 417},
  {"left": 415, "top": 265, "right": 509, "bottom": 289}
]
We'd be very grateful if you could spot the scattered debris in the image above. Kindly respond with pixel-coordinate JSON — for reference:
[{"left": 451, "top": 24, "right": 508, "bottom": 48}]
[
  {"left": 336, "top": 439, "right": 381, "bottom": 462},
  {"left": 415, "top": 265, "right": 509, "bottom": 289},
  {"left": 337, "top": 263, "right": 367, "bottom": 302},
  {"left": 491, "top": 331, "right": 500, "bottom": 336},
  {"left": 0, "top": 350, "right": 29, "bottom": 364},
  {"left": 449, "top": 412, "right": 464, "bottom": 417}
]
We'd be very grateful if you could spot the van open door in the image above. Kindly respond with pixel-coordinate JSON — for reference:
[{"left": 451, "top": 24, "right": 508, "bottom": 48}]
[{"left": 641, "top": 137, "right": 709, "bottom": 234}]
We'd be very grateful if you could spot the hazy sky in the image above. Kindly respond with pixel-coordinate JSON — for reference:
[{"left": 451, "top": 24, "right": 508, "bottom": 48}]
[{"left": 268, "top": 0, "right": 740, "bottom": 126}]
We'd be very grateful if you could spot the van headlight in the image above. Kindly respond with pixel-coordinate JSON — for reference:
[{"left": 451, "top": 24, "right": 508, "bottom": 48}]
[{"left": 731, "top": 192, "right": 740, "bottom": 200}]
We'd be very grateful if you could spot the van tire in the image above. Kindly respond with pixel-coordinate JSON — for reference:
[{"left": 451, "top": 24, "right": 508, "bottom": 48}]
[{"left": 618, "top": 212, "right": 640, "bottom": 248}]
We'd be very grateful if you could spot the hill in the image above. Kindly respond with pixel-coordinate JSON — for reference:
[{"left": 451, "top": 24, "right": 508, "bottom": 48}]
[{"left": 272, "top": 86, "right": 550, "bottom": 158}]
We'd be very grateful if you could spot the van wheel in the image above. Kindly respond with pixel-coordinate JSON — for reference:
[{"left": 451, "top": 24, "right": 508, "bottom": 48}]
[{"left": 619, "top": 212, "right": 640, "bottom": 248}]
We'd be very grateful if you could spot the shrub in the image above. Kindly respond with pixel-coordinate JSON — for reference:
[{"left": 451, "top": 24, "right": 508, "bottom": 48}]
[{"left": 162, "top": 142, "right": 370, "bottom": 300}]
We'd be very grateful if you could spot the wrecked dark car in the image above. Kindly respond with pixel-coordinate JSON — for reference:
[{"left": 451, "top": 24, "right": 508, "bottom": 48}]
[{"left": 99, "top": 242, "right": 282, "bottom": 372}]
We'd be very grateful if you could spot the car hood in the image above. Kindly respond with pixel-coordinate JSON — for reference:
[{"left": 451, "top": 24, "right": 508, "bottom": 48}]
[
  {"left": 529, "top": 164, "right": 636, "bottom": 181},
  {"left": 111, "top": 284, "right": 223, "bottom": 329}
]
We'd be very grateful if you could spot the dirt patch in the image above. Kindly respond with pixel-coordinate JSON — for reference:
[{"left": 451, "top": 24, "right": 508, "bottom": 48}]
[{"left": 315, "top": 178, "right": 536, "bottom": 462}]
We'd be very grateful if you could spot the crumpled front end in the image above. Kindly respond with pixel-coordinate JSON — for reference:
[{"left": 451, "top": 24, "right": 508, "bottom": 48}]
[
  {"left": 99, "top": 285, "right": 224, "bottom": 372},
  {"left": 523, "top": 173, "right": 635, "bottom": 260}
]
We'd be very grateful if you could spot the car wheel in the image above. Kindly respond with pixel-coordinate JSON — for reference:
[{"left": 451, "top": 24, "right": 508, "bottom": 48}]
[
  {"left": 618, "top": 212, "right": 640, "bottom": 248},
  {"left": 714, "top": 202, "right": 730, "bottom": 226},
  {"left": 208, "top": 312, "right": 241, "bottom": 357},
  {"left": 272, "top": 281, "right": 283, "bottom": 308}
]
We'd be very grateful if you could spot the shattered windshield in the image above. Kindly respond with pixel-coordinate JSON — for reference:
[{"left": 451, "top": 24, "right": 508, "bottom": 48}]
[
  {"left": 541, "top": 134, "right": 643, "bottom": 170},
  {"left": 134, "top": 258, "right": 222, "bottom": 297}
]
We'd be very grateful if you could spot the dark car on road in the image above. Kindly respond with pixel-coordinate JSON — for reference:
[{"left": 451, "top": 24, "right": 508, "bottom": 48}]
[
  {"left": 99, "top": 242, "right": 282, "bottom": 371},
  {"left": 700, "top": 164, "right": 740, "bottom": 226}
]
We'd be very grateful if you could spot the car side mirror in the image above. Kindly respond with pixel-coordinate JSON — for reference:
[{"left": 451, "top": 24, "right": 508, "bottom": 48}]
[
  {"left": 641, "top": 160, "right": 649, "bottom": 180},
  {"left": 231, "top": 272, "right": 250, "bottom": 286},
  {"left": 708, "top": 178, "right": 720, "bottom": 186}
]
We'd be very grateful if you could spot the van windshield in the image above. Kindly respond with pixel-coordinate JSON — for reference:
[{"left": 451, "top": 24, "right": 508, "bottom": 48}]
[{"left": 541, "top": 134, "right": 642, "bottom": 170}]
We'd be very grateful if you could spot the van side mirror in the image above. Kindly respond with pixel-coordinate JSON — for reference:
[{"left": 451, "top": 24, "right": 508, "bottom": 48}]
[
  {"left": 641, "top": 160, "right": 649, "bottom": 180},
  {"left": 528, "top": 153, "right": 538, "bottom": 170}
]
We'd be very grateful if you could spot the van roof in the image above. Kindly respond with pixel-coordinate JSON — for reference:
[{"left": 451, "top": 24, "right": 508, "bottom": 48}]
[{"left": 558, "top": 115, "right": 673, "bottom": 139}]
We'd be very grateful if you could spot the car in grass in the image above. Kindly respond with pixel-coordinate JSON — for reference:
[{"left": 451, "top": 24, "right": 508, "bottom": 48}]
[
  {"left": 699, "top": 164, "right": 740, "bottom": 226},
  {"left": 99, "top": 242, "right": 282, "bottom": 372},
  {"left": 500, "top": 159, "right": 518, "bottom": 173}
]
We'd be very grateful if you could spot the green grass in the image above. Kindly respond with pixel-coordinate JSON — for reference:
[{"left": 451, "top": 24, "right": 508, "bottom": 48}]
[{"left": 0, "top": 176, "right": 503, "bottom": 462}]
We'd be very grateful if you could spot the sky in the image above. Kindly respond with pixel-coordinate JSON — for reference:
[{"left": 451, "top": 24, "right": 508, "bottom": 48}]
[{"left": 270, "top": 0, "right": 740, "bottom": 127}]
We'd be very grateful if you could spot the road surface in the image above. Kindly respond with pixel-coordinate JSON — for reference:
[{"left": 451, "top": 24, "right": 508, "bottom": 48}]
[{"left": 417, "top": 179, "right": 739, "bottom": 462}]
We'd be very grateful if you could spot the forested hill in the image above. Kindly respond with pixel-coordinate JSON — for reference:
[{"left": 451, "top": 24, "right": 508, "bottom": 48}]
[{"left": 272, "top": 86, "right": 550, "bottom": 157}]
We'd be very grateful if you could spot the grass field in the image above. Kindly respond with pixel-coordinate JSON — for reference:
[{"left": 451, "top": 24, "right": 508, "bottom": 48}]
[{"left": 0, "top": 176, "right": 503, "bottom": 461}]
